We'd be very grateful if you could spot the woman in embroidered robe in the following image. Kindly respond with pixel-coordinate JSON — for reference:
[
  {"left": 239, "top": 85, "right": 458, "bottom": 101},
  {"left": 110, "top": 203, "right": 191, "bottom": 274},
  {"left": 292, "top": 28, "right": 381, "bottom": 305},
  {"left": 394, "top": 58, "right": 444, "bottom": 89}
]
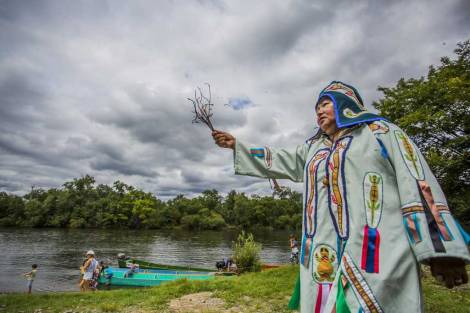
[{"left": 212, "top": 81, "right": 469, "bottom": 313}]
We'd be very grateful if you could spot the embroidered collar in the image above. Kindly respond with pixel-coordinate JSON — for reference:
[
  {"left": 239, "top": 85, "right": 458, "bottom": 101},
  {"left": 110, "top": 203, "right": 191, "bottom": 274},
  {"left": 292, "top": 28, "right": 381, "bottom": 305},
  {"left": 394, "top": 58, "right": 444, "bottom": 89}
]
[{"left": 321, "top": 124, "right": 362, "bottom": 147}]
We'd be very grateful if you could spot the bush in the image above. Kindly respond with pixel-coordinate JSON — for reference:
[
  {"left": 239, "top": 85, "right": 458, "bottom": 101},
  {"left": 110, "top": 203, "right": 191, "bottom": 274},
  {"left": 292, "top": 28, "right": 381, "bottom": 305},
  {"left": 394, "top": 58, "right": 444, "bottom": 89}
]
[
  {"left": 274, "top": 215, "right": 291, "bottom": 229},
  {"left": 200, "top": 212, "right": 226, "bottom": 230},
  {"left": 69, "top": 217, "right": 87, "bottom": 228},
  {"left": 232, "top": 231, "right": 262, "bottom": 273},
  {"left": 0, "top": 217, "right": 16, "bottom": 226},
  {"left": 180, "top": 214, "right": 201, "bottom": 229}
]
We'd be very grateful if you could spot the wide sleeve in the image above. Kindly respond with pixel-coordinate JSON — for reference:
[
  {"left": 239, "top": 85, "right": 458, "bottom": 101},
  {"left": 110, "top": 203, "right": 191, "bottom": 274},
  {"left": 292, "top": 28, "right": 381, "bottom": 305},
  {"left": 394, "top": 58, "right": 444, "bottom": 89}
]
[
  {"left": 373, "top": 121, "right": 470, "bottom": 264},
  {"left": 233, "top": 140, "right": 309, "bottom": 182}
]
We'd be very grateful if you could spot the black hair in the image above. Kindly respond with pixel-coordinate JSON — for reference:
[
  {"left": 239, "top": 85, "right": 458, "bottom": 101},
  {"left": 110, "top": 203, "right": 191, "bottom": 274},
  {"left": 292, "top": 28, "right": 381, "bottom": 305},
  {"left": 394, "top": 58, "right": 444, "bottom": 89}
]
[{"left": 32, "top": 264, "right": 38, "bottom": 268}]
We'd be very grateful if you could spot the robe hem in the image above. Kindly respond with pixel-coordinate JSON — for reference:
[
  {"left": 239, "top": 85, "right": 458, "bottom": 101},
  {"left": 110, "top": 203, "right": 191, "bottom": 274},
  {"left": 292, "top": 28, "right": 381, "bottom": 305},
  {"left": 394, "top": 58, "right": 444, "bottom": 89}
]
[{"left": 416, "top": 252, "right": 470, "bottom": 265}]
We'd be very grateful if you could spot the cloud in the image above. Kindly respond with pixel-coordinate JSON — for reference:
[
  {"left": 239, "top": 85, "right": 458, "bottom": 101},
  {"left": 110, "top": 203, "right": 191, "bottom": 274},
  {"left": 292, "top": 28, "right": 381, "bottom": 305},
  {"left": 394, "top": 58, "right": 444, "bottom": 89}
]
[{"left": 0, "top": 0, "right": 469, "bottom": 199}]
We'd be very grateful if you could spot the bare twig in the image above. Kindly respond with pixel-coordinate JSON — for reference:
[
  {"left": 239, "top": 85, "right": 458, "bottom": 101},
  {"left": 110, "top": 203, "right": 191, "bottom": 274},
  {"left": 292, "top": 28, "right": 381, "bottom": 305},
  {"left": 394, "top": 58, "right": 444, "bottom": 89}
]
[{"left": 188, "top": 83, "right": 215, "bottom": 131}]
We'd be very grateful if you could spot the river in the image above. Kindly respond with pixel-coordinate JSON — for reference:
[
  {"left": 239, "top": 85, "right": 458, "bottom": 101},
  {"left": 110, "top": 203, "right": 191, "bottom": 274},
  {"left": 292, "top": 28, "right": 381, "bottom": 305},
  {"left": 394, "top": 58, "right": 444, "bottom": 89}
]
[{"left": 0, "top": 227, "right": 293, "bottom": 293}]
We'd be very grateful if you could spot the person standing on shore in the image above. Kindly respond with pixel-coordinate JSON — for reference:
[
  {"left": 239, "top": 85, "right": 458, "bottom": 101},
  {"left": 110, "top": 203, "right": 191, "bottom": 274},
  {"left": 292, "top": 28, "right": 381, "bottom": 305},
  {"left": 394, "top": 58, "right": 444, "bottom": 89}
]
[
  {"left": 289, "top": 234, "right": 299, "bottom": 264},
  {"left": 23, "top": 264, "right": 38, "bottom": 294},
  {"left": 212, "top": 81, "right": 469, "bottom": 312},
  {"left": 81, "top": 250, "right": 98, "bottom": 292}
]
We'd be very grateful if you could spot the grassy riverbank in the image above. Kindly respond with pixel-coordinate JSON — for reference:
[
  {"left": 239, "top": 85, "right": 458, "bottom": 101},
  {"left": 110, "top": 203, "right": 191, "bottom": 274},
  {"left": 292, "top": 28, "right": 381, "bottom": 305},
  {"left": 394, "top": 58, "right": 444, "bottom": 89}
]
[{"left": 0, "top": 265, "right": 469, "bottom": 313}]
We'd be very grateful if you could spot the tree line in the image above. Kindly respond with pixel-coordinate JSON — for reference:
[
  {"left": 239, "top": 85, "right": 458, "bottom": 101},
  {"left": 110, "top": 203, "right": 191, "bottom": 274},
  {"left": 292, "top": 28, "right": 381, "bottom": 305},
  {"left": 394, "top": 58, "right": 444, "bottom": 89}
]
[{"left": 0, "top": 175, "right": 302, "bottom": 230}]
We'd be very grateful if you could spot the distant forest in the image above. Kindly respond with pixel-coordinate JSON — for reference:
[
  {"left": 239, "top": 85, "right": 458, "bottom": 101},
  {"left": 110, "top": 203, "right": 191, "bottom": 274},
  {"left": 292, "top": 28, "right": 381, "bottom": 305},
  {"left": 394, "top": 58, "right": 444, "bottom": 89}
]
[{"left": 0, "top": 175, "right": 302, "bottom": 230}]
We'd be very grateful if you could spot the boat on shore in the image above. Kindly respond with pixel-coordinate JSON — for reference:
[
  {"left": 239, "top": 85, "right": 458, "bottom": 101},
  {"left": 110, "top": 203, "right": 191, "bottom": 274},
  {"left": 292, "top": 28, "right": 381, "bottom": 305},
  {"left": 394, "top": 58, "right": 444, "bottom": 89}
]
[
  {"left": 117, "top": 256, "right": 214, "bottom": 272},
  {"left": 98, "top": 267, "right": 215, "bottom": 287},
  {"left": 261, "top": 263, "right": 281, "bottom": 270},
  {"left": 117, "top": 254, "right": 280, "bottom": 276}
]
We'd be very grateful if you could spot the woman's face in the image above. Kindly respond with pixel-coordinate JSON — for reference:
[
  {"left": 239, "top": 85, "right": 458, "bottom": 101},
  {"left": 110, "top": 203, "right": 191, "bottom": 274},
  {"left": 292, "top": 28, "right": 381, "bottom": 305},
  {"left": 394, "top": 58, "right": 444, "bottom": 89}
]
[{"left": 316, "top": 97, "right": 338, "bottom": 136}]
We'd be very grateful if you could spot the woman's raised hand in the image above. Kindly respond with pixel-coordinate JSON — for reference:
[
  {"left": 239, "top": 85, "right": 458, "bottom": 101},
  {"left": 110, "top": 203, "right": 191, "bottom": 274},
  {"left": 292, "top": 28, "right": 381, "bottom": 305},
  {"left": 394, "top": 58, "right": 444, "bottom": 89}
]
[{"left": 212, "top": 130, "right": 236, "bottom": 150}]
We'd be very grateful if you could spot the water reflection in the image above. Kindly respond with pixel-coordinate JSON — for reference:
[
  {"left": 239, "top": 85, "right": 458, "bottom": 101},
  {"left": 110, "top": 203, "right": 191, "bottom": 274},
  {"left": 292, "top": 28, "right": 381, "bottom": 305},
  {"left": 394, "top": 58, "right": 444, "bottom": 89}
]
[{"left": 0, "top": 227, "right": 292, "bottom": 292}]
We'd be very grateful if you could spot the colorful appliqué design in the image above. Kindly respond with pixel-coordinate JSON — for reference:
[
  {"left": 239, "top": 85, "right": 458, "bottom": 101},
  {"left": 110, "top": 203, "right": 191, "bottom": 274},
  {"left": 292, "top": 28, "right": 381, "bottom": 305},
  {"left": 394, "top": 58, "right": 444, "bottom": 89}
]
[
  {"left": 418, "top": 181, "right": 453, "bottom": 243},
  {"left": 312, "top": 244, "right": 338, "bottom": 283},
  {"left": 314, "top": 283, "right": 332, "bottom": 313},
  {"left": 436, "top": 203, "right": 450, "bottom": 213},
  {"left": 361, "top": 172, "right": 383, "bottom": 273},
  {"left": 323, "top": 82, "right": 365, "bottom": 109},
  {"left": 435, "top": 204, "right": 455, "bottom": 240},
  {"left": 264, "top": 146, "right": 272, "bottom": 169},
  {"left": 401, "top": 204, "right": 424, "bottom": 215},
  {"left": 363, "top": 173, "right": 383, "bottom": 228},
  {"left": 301, "top": 149, "right": 329, "bottom": 267},
  {"left": 326, "top": 136, "right": 353, "bottom": 239},
  {"left": 250, "top": 148, "right": 265, "bottom": 158},
  {"left": 368, "top": 121, "right": 389, "bottom": 134},
  {"left": 402, "top": 203, "right": 424, "bottom": 244},
  {"left": 342, "top": 253, "right": 384, "bottom": 313},
  {"left": 394, "top": 130, "right": 424, "bottom": 180},
  {"left": 343, "top": 107, "right": 368, "bottom": 118},
  {"left": 300, "top": 237, "right": 313, "bottom": 269}
]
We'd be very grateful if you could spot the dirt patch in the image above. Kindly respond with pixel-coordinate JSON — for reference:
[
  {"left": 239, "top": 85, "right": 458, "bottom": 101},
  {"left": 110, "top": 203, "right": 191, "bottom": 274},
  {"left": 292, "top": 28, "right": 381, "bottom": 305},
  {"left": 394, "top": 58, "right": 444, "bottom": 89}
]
[{"left": 169, "top": 292, "right": 226, "bottom": 313}]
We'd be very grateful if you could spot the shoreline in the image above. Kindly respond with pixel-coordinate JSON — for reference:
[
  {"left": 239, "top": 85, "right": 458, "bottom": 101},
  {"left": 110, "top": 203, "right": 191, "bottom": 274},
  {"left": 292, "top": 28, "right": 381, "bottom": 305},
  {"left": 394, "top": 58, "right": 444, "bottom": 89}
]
[{"left": 0, "top": 266, "right": 469, "bottom": 313}]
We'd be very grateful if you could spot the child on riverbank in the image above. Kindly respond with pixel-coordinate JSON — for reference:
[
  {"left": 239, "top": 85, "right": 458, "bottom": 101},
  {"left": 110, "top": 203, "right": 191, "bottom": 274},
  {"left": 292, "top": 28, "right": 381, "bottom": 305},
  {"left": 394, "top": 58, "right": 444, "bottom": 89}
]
[{"left": 23, "top": 264, "right": 38, "bottom": 294}]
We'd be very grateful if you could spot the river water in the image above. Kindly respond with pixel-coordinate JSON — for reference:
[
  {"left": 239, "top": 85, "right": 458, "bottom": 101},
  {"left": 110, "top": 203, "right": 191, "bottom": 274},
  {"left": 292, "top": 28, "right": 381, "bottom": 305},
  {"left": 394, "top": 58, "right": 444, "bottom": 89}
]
[{"left": 0, "top": 227, "right": 293, "bottom": 293}]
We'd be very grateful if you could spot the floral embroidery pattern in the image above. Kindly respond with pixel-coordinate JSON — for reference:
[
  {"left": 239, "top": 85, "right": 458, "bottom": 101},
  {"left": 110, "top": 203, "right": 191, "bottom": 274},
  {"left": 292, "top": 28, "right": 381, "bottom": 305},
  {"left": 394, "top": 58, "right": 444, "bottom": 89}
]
[
  {"left": 304, "top": 149, "right": 329, "bottom": 237},
  {"left": 394, "top": 131, "right": 424, "bottom": 180},
  {"left": 368, "top": 121, "right": 389, "bottom": 134},
  {"left": 343, "top": 108, "right": 368, "bottom": 118},
  {"left": 301, "top": 149, "right": 329, "bottom": 268},
  {"left": 326, "top": 136, "right": 353, "bottom": 239},
  {"left": 363, "top": 172, "right": 383, "bottom": 228}
]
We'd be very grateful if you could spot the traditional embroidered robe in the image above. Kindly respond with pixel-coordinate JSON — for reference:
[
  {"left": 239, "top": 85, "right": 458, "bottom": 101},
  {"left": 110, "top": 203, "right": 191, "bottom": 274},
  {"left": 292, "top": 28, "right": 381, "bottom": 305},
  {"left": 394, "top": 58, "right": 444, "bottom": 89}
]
[{"left": 233, "top": 120, "right": 470, "bottom": 313}]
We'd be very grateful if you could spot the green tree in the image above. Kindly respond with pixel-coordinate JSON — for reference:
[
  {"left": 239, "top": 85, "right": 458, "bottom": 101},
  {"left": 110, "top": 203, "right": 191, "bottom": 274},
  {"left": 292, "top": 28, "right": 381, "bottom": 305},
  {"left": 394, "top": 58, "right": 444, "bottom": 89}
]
[
  {"left": 200, "top": 189, "right": 222, "bottom": 212},
  {"left": 222, "top": 190, "right": 237, "bottom": 224},
  {"left": 0, "top": 192, "right": 25, "bottom": 226},
  {"left": 23, "top": 199, "right": 46, "bottom": 227},
  {"left": 373, "top": 40, "right": 470, "bottom": 226}
]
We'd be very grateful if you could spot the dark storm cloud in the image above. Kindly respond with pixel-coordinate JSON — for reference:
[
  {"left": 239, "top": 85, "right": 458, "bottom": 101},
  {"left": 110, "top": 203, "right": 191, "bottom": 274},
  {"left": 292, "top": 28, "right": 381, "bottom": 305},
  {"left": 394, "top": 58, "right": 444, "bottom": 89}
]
[
  {"left": 90, "top": 157, "right": 156, "bottom": 177},
  {"left": 0, "top": 0, "right": 469, "bottom": 198},
  {"left": 86, "top": 140, "right": 154, "bottom": 177},
  {"left": 0, "top": 179, "right": 23, "bottom": 192},
  {"left": 224, "top": 1, "right": 332, "bottom": 64},
  {"left": 0, "top": 69, "right": 49, "bottom": 130},
  {"left": 90, "top": 84, "right": 249, "bottom": 168}
]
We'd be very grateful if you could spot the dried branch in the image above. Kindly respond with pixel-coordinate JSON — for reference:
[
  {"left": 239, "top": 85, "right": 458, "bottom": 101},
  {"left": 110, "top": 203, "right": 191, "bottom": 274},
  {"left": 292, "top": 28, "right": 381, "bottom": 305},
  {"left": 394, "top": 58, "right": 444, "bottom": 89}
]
[{"left": 188, "top": 83, "right": 215, "bottom": 131}]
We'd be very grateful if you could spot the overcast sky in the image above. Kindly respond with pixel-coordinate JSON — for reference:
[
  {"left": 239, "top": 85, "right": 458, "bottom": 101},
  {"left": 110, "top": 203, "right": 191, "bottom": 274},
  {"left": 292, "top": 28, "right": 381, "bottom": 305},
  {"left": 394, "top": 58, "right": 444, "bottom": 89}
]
[{"left": 1, "top": 0, "right": 469, "bottom": 199}]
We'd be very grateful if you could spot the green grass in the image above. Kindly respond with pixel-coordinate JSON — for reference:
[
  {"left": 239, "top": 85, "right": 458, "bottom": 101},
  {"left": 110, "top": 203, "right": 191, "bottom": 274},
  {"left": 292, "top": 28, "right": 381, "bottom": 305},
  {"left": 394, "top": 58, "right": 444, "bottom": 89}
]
[
  {"left": 0, "top": 265, "right": 468, "bottom": 313},
  {"left": 422, "top": 266, "right": 470, "bottom": 313}
]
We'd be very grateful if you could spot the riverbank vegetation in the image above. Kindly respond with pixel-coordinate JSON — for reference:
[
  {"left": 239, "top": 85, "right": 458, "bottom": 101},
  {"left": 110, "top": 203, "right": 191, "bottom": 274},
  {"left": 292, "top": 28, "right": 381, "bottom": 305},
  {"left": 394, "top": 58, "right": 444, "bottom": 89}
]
[
  {"left": 0, "top": 265, "right": 469, "bottom": 313},
  {"left": 233, "top": 231, "right": 262, "bottom": 273},
  {"left": 0, "top": 176, "right": 302, "bottom": 230}
]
